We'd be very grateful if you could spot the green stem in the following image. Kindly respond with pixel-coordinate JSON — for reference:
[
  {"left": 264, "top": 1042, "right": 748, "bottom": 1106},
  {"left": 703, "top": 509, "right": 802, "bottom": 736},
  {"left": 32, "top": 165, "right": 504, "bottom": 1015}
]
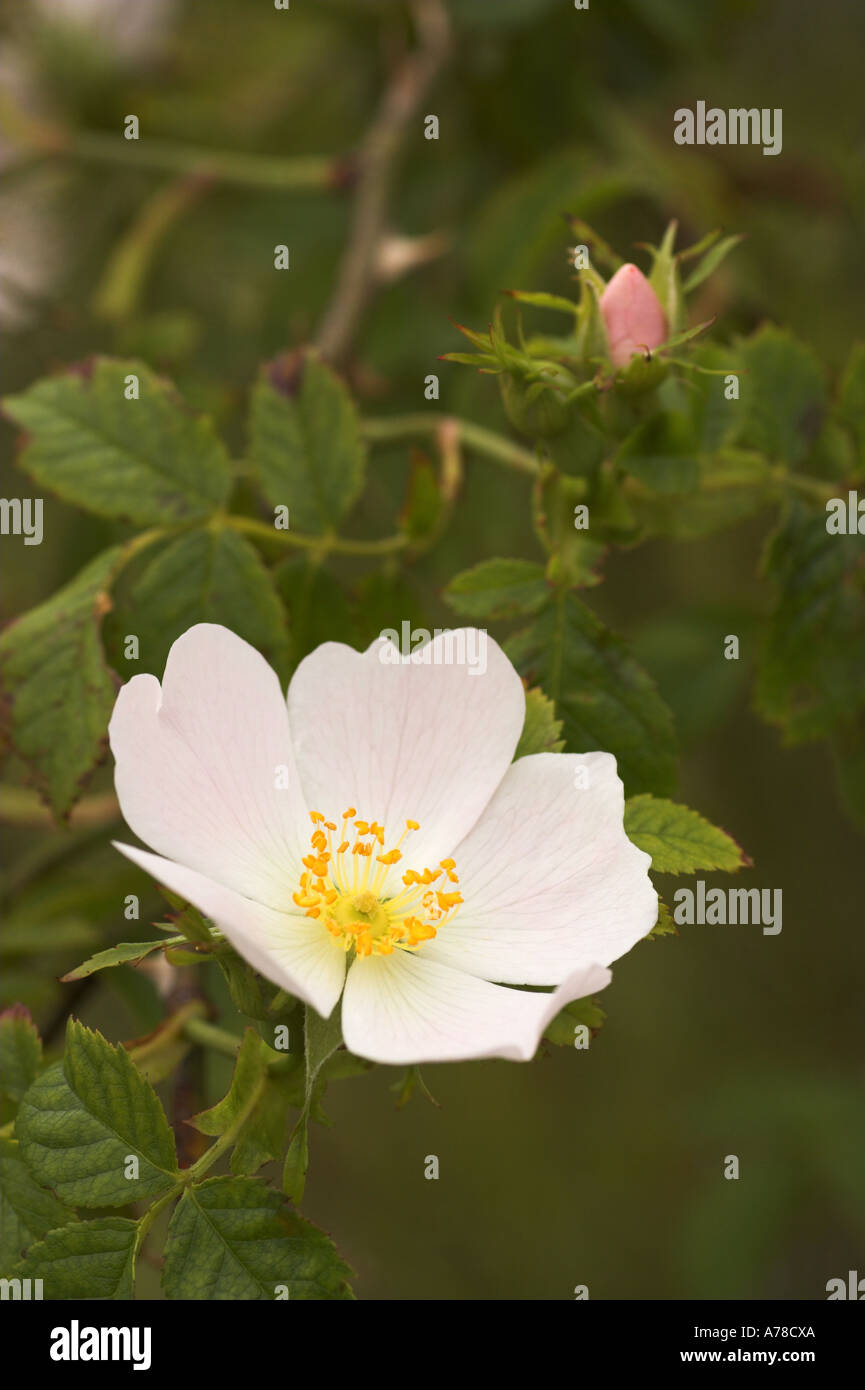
[
  {"left": 52, "top": 130, "right": 337, "bottom": 192},
  {"left": 226, "top": 514, "right": 409, "bottom": 557},
  {"left": 182, "top": 1017, "right": 244, "bottom": 1060},
  {"left": 114, "top": 526, "right": 170, "bottom": 570},
  {"left": 361, "top": 413, "right": 540, "bottom": 476},
  {"left": 135, "top": 1184, "right": 181, "bottom": 1251},
  {"left": 134, "top": 1058, "right": 268, "bottom": 1250}
]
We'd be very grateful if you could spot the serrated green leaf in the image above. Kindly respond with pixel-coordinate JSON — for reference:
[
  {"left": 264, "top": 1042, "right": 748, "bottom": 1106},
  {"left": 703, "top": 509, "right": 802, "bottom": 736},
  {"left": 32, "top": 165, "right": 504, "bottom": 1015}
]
[
  {"left": 283, "top": 1004, "right": 344, "bottom": 1203},
  {"left": 249, "top": 352, "right": 366, "bottom": 533},
  {"left": 647, "top": 900, "right": 678, "bottom": 939},
  {"left": 0, "top": 1006, "right": 42, "bottom": 1102},
  {"left": 543, "top": 996, "right": 606, "bottom": 1047},
  {"left": 60, "top": 937, "right": 184, "bottom": 982},
  {"left": 0, "top": 1139, "right": 76, "bottom": 1266},
  {"left": 17, "top": 1020, "right": 178, "bottom": 1207},
  {"left": 11, "top": 1218, "right": 137, "bottom": 1300},
  {"left": 192, "top": 1029, "right": 296, "bottom": 1177},
  {"left": 0, "top": 547, "right": 123, "bottom": 816},
  {"left": 506, "top": 593, "right": 677, "bottom": 796},
  {"left": 624, "top": 795, "right": 747, "bottom": 874},
  {"left": 3, "top": 359, "right": 230, "bottom": 523},
  {"left": 162, "top": 1176, "right": 353, "bottom": 1300},
  {"left": 444, "top": 558, "right": 549, "bottom": 621},
  {"left": 514, "top": 687, "right": 565, "bottom": 759},
  {"left": 115, "top": 526, "right": 289, "bottom": 677},
  {"left": 757, "top": 502, "right": 865, "bottom": 741},
  {"left": 739, "top": 327, "right": 827, "bottom": 465}
]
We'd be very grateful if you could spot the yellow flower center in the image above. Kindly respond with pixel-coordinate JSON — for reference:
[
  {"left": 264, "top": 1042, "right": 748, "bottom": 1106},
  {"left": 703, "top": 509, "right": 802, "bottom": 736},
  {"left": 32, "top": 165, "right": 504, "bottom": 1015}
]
[{"left": 292, "top": 809, "right": 463, "bottom": 959}]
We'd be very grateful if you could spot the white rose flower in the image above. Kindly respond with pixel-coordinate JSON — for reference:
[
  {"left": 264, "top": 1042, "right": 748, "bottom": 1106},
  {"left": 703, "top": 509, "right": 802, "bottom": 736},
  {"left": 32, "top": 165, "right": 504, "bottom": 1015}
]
[{"left": 110, "top": 624, "right": 655, "bottom": 1064}]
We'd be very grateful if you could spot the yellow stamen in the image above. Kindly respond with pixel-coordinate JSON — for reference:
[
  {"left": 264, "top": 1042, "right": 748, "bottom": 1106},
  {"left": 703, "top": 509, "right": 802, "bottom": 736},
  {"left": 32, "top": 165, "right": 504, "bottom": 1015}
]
[{"left": 292, "top": 811, "right": 462, "bottom": 959}]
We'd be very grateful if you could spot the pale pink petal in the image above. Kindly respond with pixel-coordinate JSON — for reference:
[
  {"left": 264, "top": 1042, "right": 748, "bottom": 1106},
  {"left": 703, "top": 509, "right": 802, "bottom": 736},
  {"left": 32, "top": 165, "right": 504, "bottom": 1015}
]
[
  {"left": 341, "top": 949, "right": 611, "bottom": 1064},
  {"left": 600, "top": 263, "right": 667, "bottom": 368},
  {"left": 423, "top": 752, "right": 656, "bottom": 984},
  {"left": 110, "top": 624, "right": 310, "bottom": 910},
  {"left": 115, "top": 843, "right": 346, "bottom": 1017},
  {"left": 286, "top": 628, "right": 525, "bottom": 889}
]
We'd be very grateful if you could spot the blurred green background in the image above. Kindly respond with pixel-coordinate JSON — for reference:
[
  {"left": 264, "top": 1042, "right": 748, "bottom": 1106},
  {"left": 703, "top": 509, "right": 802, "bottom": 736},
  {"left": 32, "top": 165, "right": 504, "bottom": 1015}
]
[{"left": 1, "top": 0, "right": 863, "bottom": 1299}]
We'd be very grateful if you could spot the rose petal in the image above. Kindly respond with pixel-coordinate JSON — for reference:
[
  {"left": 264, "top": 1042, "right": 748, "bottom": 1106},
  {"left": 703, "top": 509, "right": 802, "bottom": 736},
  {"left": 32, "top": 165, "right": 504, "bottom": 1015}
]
[
  {"left": 423, "top": 752, "right": 656, "bottom": 984},
  {"left": 286, "top": 628, "right": 525, "bottom": 888},
  {"left": 115, "top": 842, "right": 346, "bottom": 1017},
  {"left": 341, "top": 948, "right": 611, "bottom": 1064},
  {"left": 600, "top": 263, "right": 667, "bottom": 368},
  {"left": 110, "top": 624, "right": 310, "bottom": 909}
]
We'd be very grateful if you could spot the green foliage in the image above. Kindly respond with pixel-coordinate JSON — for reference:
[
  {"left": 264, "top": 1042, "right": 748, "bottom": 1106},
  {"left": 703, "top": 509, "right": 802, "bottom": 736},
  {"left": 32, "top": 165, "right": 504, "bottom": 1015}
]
[
  {"left": 3, "top": 360, "right": 231, "bottom": 523},
  {"left": 0, "top": 548, "right": 123, "bottom": 816},
  {"left": 647, "top": 900, "right": 678, "bottom": 939},
  {"left": 680, "top": 233, "right": 745, "bottom": 293},
  {"left": 282, "top": 1004, "right": 345, "bottom": 1203},
  {"left": 757, "top": 503, "right": 865, "bottom": 742},
  {"left": 114, "top": 525, "right": 289, "bottom": 676},
  {"left": 738, "top": 327, "right": 827, "bottom": 466},
  {"left": 444, "top": 558, "right": 550, "bottom": 620},
  {"left": 624, "top": 795, "right": 748, "bottom": 875},
  {"left": 506, "top": 592, "right": 678, "bottom": 796},
  {"left": 0, "top": 1138, "right": 76, "bottom": 1267},
  {"left": 163, "top": 1177, "right": 353, "bottom": 1300},
  {"left": 275, "top": 556, "right": 357, "bottom": 662},
  {"left": 17, "top": 1020, "right": 178, "bottom": 1207},
  {"left": 61, "top": 937, "right": 184, "bottom": 982},
  {"left": 514, "top": 688, "right": 565, "bottom": 758},
  {"left": 2, "top": 9, "right": 863, "bottom": 1299},
  {"left": 544, "top": 996, "right": 607, "bottom": 1047},
  {"left": 192, "top": 1029, "right": 295, "bottom": 1177},
  {"left": 11, "top": 1218, "right": 138, "bottom": 1301},
  {"left": 0, "top": 1007, "right": 42, "bottom": 1102},
  {"left": 248, "top": 352, "right": 366, "bottom": 533},
  {"left": 617, "top": 411, "right": 700, "bottom": 494},
  {"left": 545, "top": 409, "right": 606, "bottom": 478}
]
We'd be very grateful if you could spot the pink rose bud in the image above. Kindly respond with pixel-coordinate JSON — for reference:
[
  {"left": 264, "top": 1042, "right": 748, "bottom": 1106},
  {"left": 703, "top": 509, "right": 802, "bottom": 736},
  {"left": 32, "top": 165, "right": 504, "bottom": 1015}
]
[{"left": 599, "top": 263, "right": 667, "bottom": 368}]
